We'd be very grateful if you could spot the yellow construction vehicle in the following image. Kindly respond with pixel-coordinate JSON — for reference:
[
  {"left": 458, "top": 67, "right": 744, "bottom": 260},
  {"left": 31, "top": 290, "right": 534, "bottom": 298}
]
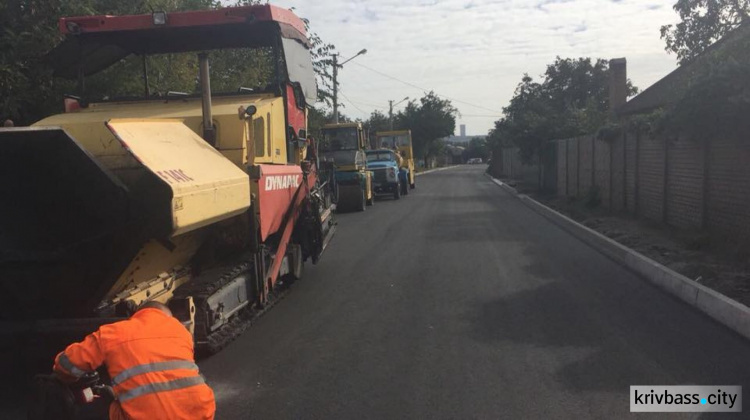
[
  {"left": 320, "top": 122, "right": 374, "bottom": 211},
  {"left": 0, "top": 5, "right": 336, "bottom": 355},
  {"left": 376, "top": 130, "right": 416, "bottom": 194}
]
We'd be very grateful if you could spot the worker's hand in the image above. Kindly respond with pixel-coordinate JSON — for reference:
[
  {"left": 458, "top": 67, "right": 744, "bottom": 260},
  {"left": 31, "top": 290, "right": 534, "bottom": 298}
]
[{"left": 94, "top": 384, "right": 116, "bottom": 401}]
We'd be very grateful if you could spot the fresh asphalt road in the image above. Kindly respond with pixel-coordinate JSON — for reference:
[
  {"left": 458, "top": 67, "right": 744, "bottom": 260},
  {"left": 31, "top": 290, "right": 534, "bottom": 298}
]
[{"left": 200, "top": 165, "right": 750, "bottom": 420}]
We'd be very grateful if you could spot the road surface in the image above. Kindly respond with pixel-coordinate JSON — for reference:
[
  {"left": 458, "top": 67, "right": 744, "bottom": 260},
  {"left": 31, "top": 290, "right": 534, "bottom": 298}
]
[{"left": 200, "top": 165, "right": 750, "bottom": 419}]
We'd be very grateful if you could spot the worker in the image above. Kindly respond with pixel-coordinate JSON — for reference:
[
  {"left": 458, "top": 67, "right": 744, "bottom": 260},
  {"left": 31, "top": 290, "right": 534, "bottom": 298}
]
[
  {"left": 53, "top": 301, "right": 216, "bottom": 419},
  {"left": 394, "top": 149, "right": 404, "bottom": 168}
]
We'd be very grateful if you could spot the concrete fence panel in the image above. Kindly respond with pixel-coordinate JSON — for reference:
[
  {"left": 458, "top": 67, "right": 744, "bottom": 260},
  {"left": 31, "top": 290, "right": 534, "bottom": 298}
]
[
  {"left": 567, "top": 138, "right": 580, "bottom": 197},
  {"left": 707, "top": 137, "right": 750, "bottom": 238},
  {"left": 594, "top": 136, "right": 612, "bottom": 207},
  {"left": 625, "top": 133, "right": 638, "bottom": 213},
  {"left": 547, "top": 131, "right": 750, "bottom": 240},
  {"left": 666, "top": 137, "right": 704, "bottom": 230},
  {"left": 637, "top": 136, "right": 666, "bottom": 222}
]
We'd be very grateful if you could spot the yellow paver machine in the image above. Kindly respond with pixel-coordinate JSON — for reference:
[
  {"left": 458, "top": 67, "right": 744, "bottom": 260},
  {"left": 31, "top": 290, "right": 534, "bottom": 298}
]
[{"left": 0, "top": 4, "right": 336, "bottom": 354}]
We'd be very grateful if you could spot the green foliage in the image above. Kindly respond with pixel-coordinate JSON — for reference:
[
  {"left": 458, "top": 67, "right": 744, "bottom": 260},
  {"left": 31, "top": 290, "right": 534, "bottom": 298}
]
[
  {"left": 361, "top": 110, "right": 390, "bottom": 147},
  {"left": 306, "top": 107, "right": 353, "bottom": 141},
  {"left": 596, "top": 122, "right": 623, "bottom": 143},
  {"left": 0, "top": 0, "right": 218, "bottom": 124},
  {"left": 624, "top": 108, "right": 668, "bottom": 136},
  {"left": 0, "top": 0, "right": 89, "bottom": 124},
  {"left": 299, "top": 18, "right": 337, "bottom": 105},
  {"left": 660, "top": 57, "right": 750, "bottom": 141},
  {"left": 488, "top": 57, "right": 637, "bottom": 164},
  {"left": 660, "top": 0, "right": 749, "bottom": 64},
  {"left": 307, "top": 106, "right": 328, "bottom": 140},
  {"left": 464, "top": 137, "right": 489, "bottom": 159},
  {"left": 394, "top": 91, "right": 458, "bottom": 165},
  {"left": 0, "top": 0, "right": 333, "bottom": 124}
]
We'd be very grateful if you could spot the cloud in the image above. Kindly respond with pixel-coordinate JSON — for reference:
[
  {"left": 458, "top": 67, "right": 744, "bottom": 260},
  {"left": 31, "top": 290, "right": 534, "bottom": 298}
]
[{"left": 241, "top": 0, "right": 679, "bottom": 135}]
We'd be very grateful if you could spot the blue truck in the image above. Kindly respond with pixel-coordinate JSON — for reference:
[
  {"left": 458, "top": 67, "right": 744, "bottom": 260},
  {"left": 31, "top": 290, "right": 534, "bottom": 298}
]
[{"left": 366, "top": 149, "right": 410, "bottom": 200}]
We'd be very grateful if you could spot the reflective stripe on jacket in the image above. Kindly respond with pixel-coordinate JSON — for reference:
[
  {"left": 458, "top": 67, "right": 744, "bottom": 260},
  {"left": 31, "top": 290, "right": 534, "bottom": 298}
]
[{"left": 54, "top": 308, "right": 215, "bottom": 420}]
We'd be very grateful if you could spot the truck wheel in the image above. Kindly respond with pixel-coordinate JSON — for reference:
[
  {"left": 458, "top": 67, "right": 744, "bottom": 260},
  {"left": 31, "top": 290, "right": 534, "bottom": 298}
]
[
  {"left": 393, "top": 183, "right": 401, "bottom": 200},
  {"left": 357, "top": 187, "right": 366, "bottom": 212}
]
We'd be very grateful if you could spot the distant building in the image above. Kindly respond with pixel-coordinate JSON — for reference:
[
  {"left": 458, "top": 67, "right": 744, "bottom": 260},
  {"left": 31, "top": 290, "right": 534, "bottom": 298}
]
[{"left": 460, "top": 124, "right": 466, "bottom": 137}]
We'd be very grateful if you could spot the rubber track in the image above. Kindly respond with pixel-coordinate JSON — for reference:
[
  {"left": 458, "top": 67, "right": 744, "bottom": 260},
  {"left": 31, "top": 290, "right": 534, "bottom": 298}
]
[
  {"left": 174, "top": 259, "right": 253, "bottom": 298},
  {"left": 201, "top": 285, "right": 290, "bottom": 357},
  {"left": 175, "top": 258, "right": 294, "bottom": 358}
]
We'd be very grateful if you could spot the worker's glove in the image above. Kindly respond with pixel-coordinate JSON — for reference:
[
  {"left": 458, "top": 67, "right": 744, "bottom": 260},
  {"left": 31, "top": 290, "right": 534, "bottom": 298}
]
[{"left": 93, "top": 384, "right": 116, "bottom": 401}]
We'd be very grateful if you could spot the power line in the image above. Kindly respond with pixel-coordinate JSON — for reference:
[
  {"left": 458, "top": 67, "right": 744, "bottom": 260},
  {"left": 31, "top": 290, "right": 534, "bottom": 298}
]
[
  {"left": 351, "top": 62, "right": 503, "bottom": 114},
  {"left": 338, "top": 90, "right": 367, "bottom": 115},
  {"left": 347, "top": 97, "right": 389, "bottom": 110}
]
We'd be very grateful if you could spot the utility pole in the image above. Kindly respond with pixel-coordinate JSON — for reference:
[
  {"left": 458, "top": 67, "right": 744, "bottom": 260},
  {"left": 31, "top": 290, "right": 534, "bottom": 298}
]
[
  {"left": 331, "top": 49, "right": 367, "bottom": 124},
  {"left": 388, "top": 96, "right": 409, "bottom": 130},
  {"left": 332, "top": 54, "right": 339, "bottom": 124},
  {"left": 389, "top": 100, "right": 393, "bottom": 130}
]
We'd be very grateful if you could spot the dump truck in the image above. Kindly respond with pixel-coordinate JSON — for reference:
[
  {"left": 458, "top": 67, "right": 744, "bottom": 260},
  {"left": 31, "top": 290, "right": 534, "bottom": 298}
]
[
  {"left": 0, "top": 5, "right": 336, "bottom": 355},
  {"left": 376, "top": 130, "right": 416, "bottom": 193},
  {"left": 319, "top": 122, "right": 374, "bottom": 211}
]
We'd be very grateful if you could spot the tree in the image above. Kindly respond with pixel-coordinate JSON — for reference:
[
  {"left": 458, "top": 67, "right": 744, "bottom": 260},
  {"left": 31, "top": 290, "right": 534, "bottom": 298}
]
[
  {"left": 488, "top": 57, "right": 637, "bottom": 164},
  {"left": 660, "top": 0, "right": 750, "bottom": 63},
  {"left": 0, "top": 0, "right": 335, "bottom": 125},
  {"left": 362, "top": 110, "right": 390, "bottom": 148},
  {"left": 301, "top": 19, "right": 337, "bottom": 105},
  {"left": 464, "top": 137, "right": 489, "bottom": 160},
  {"left": 395, "top": 91, "right": 458, "bottom": 167},
  {"left": 0, "top": 0, "right": 219, "bottom": 124},
  {"left": 307, "top": 107, "right": 329, "bottom": 140}
]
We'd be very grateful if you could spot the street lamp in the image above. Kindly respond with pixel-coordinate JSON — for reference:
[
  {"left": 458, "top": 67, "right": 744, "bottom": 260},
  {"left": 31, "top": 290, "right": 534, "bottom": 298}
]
[
  {"left": 332, "top": 49, "right": 367, "bottom": 124},
  {"left": 389, "top": 96, "right": 409, "bottom": 129}
]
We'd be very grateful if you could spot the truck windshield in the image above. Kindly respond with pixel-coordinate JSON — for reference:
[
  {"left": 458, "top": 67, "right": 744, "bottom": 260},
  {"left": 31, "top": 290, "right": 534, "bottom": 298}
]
[
  {"left": 366, "top": 151, "right": 394, "bottom": 162},
  {"left": 82, "top": 47, "right": 275, "bottom": 102},
  {"left": 320, "top": 127, "right": 359, "bottom": 151},
  {"left": 377, "top": 135, "right": 409, "bottom": 149}
]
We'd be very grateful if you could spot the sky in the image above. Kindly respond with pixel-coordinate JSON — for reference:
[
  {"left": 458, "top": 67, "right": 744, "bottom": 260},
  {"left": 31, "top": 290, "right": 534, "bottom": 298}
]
[{"left": 245, "top": 0, "right": 681, "bottom": 136}]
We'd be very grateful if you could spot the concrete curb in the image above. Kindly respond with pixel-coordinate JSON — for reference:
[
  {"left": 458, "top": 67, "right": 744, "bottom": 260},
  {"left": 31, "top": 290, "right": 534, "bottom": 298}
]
[
  {"left": 485, "top": 174, "right": 750, "bottom": 341},
  {"left": 415, "top": 166, "right": 457, "bottom": 177}
]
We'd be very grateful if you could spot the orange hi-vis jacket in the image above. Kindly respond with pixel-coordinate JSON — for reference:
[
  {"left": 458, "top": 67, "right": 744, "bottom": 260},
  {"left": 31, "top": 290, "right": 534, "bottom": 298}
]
[{"left": 54, "top": 308, "right": 215, "bottom": 420}]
